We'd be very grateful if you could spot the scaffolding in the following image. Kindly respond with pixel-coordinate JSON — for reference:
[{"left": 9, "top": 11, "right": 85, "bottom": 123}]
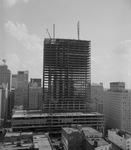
[{"left": 43, "top": 38, "right": 91, "bottom": 113}]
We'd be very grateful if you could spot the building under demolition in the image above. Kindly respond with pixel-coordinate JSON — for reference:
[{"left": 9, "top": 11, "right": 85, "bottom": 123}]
[{"left": 43, "top": 38, "right": 91, "bottom": 113}]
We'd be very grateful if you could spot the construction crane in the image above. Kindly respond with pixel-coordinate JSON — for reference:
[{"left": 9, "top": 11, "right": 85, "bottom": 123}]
[
  {"left": 46, "top": 29, "right": 51, "bottom": 39},
  {"left": 77, "top": 21, "right": 80, "bottom": 40}
]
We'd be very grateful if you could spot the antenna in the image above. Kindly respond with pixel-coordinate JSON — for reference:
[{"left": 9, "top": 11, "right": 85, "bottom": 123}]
[
  {"left": 53, "top": 24, "right": 55, "bottom": 39},
  {"left": 46, "top": 29, "right": 51, "bottom": 39},
  {"left": 77, "top": 21, "right": 80, "bottom": 40}
]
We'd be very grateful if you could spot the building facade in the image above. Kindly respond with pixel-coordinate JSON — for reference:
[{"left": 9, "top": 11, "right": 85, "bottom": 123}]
[
  {"left": 0, "top": 64, "right": 11, "bottom": 91},
  {"left": 14, "top": 71, "right": 29, "bottom": 109},
  {"left": 12, "top": 74, "right": 18, "bottom": 89},
  {"left": 0, "top": 84, "right": 8, "bottom": 122},
  {"left": 28, "top": 82, "right": 43, "bottom": 110},
  {"left": 104, "top": 82, "right": 131, "bottom": 133},
  {"left": 43, "top": 38, "right": 91, "bottom": 113},
  {"left": 12, "top": 110, "right": 104, "bottom": 133},
  {"left": 61, "top": 126, "right": 111, "bottom": 150},
  {"left": 30, "top": 78, "right": 41, "bottom": 87},
  {"left": 90, "top": 83, "right": 104, "bottom": 113},
  {"left": 108, "top": 129, "right": 131, "bottom": 150}
]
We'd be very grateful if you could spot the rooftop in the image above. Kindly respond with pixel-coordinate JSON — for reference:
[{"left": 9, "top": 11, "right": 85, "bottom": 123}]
[
  {"left": 33, "top": 135, "right": 52, "bottom": 150},
  {"left": 87, "top": 138, "right": 110, "bottom": 147},
  {"left": 5, "top": 132, "right": 33, "bottom": 137},
  {"left": 109, "top": 129, "right": 131, "bottom": 140},
  {"left": 63, "top": 127, "right": 81, "bottom": 134},
  {"left": 82, "top": 127, "right": 102, "bottom": 136},
  {"left": 12, "top": 110, "right": 103, "bottom": 118}
]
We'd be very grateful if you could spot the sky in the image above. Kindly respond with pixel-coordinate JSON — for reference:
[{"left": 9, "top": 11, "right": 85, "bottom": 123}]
[{"left": 0, "top": 0, "right": 131, "bottom": 89}]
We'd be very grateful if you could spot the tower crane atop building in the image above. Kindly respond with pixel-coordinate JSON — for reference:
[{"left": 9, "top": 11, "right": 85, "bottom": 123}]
[{"left": 46, "top": 29, "right": 52, "bottom": 39}]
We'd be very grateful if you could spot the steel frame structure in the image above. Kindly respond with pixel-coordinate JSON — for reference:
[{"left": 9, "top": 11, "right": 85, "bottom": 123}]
[{"left": 43, "top": 38, "right": 91, "bottom": 113}]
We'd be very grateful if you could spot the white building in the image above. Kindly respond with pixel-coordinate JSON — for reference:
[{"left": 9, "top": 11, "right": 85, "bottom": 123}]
[
  {"left": 104, "top": 82, "right": 131, "bottom": 133},
  {"left": 108, "top": 129, "right": 131, "bottom": 150}
]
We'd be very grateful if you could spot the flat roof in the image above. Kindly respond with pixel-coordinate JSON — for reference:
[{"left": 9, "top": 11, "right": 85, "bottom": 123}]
[
  {"left": 109, "top": 129, "right": 131, "bottom": 139},
  {"left": 82, "top": 127, "right": 102, "bottom": 135},
  {"left": 5, "top": 132, "right": 33, "bottom": 137},
  {"left": 12, "top": 110, "right": 103, "bottom": 118},
  {"left": 63, "top": 127, "right": 81, "bottom": 134},
  {"left": 33, "top": 135, "right": 52, "bottom": 150},
  {"left": 3, "top": 143, "right": 33, "bottom": 150},
  {"left": 87, "top": 138, "right": 110, "bottom": 147}
]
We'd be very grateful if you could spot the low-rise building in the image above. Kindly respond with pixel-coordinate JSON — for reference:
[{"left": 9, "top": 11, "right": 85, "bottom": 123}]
[
  {"left": 84, "top": 137, "right": 111, "bottom": 150},
  {"left": 33, "top": 134, "right": 53, "bottom": 150},
  {"left": 3, "top": 132, "right": 53, "bottom": 150},
  {"left": 108, "top": 129, "right": 131, "bottom": 150},
  {"left": 61, "top": 127, "right": 83, "bottom": 150},
  {"left": 62, "top": 126, "right": 111, "bottom": 150},
  {"left": 12, "top": 110, "right": 105, "bottom": 133}
]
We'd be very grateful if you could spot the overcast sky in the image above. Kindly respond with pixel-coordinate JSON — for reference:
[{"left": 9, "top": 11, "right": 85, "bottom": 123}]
[{"left": 0, "top": 0, "right": 131, "bottom": 89}]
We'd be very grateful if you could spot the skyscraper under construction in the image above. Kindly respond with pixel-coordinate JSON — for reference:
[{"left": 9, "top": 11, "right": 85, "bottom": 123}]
[{"left": 43, "top": 38, "right": 91, "bottom": 113}]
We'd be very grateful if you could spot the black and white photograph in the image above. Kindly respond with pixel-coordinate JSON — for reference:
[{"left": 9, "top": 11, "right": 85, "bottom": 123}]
[{"left": 0, "top": 0, "right": 131, "bottom": 149}]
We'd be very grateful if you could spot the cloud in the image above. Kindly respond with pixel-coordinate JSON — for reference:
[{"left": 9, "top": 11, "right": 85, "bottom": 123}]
[
  {"left": 3, "top": 0, "right": 29, "bottom": 7},
  {"left": 5, "top": 54, "right": 20, "bottom": 73},
  {"left": 4, "top": 20, "right": 42, "bottom": 52}
]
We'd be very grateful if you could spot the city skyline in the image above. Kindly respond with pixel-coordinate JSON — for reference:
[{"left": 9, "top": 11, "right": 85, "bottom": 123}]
[{"left": 0, "top": 0, "right": 131, "bottom": 89}]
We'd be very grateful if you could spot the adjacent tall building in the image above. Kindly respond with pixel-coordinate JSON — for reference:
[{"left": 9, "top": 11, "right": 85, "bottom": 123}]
[
  {"left": 28, "top": 81, "right": 43, "bottom": 110},
  {"left": 90, "top": 83, "right": 103, "bottom": 114},
  {"left": 0, "top": 64, "right": 11, "bottom": 91},
  {"left": 14, "top": 71, "right": 29, "bottom": 109},
  {"left": 43, "top": 38, "right": 91, "bottom": 113},
  {"left": 104, "top": 82, "right": 131, "bottom": 133},
  {"left": 0, "top": 64, "right": 11, "bottom": 120}
]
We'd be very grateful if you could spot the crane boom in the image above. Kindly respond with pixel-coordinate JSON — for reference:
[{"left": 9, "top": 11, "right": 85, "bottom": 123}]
[{"left": 46, "top": 29, "right": 51, "bottom": 39}]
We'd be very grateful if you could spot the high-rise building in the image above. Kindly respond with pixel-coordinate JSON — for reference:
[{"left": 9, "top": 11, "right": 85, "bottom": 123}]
[
  {"left": 104, "top": 82, "right": 131, "bottom": 133},
  {"left": 30, "top": 78, "right": 41, "bottom": 87},
  {"left": 0, "top": 64, "right": 11, "bottom": 119},
  {"left": 14, "top": 71, "right": 29, "bottom": 109},
  {"left": 0, "top": 64, "right": 11, "bottom": 91},
  {"left": 43, "top": 38, "right": 91, "bottom": 113},
  {"left": 90, "top": 83, "right": 103, "bottom": 113},
  {"left": 11, "top": 74, "right": 18, "bottom": 89},
  {"left": 28, "top": 82, "right": 42, "bottom": 110},
  {"left": 17, "top": 71, "right": 28, "bottom": 88},
  {"left": 0, "top": 84, "right": 8, "bottom": 122}
]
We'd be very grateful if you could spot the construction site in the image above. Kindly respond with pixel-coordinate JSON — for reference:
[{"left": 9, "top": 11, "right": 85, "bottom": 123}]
[{"left": 43, "top": 38, "right": 91, "bottom": 113}]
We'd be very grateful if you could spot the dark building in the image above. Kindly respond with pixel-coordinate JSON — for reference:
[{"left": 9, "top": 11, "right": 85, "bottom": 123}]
[
  {"left": 43, "top": 38, "right": 91, "bottom": 113},
  {"left": 30, "top": 78, "right": 41, "bottom": 87}
]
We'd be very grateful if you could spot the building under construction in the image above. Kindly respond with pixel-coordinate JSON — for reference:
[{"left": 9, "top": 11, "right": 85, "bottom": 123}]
[{"left": 43, "top": 38, "right": 91, "bottom": 113}]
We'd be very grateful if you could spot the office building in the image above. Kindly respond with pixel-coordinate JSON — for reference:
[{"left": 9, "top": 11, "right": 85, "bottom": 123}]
[
  {"left": 14, "top": 71, "right": 29, "bottom": 109},
  {"left": 0, "top": 84, "right": 8, "bottom": 122},
  {"left": 12, "top": 110, "right": 104, "bottom": 133},
  {"left": 28, "top": 82, "right": 43, "bottom": 110},
  {"left": 108, "top": 129, "right": 131, "bottom": 150},
  {"left": 0, "top": 64, "right": 11, "bottom": 91},
  {"left": 43, "top": 38, "right": 91, "bottom": 113},
  {"left": 30, "top": 78, "right": 41, "bottom": 87},
  {"left": 62, "top": 127, "right": 83, "bottom": 150},
  {"left": 104, "top": 82, "right": 131, "bottom": 133},
  {"left": 90, "top": 83, "right": 103, "bottom": 113},
  {"left": 11, "top": 74, "right": 18, "bottom": 89}
]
